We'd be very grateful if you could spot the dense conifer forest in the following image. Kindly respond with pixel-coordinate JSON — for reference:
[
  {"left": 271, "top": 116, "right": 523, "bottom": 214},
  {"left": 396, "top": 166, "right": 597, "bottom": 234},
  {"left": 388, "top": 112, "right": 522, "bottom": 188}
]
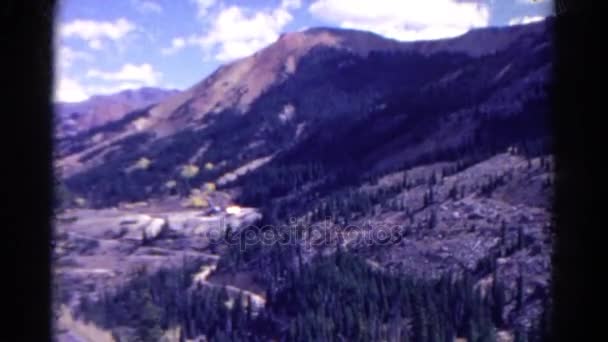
[{"left": 75, "top": 253, "right": 548, "bottom": 342}]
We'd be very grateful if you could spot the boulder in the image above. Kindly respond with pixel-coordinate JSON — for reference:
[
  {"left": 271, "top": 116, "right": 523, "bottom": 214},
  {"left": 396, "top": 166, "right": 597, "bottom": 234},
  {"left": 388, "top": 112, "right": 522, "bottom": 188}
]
[{"left": 144, "top": 218, "right": 167, "bottom": 241}]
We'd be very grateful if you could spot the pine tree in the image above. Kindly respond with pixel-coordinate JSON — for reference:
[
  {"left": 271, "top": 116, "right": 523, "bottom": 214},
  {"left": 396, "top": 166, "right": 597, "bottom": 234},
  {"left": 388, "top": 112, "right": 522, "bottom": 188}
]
[
  {"left": 428, "top": 210, "right": 437, "bottom": 229},
  {"left": 178, "top": 326, "right": 186, "bottom": 342},
  {"left": 246, "top": 296, "right": 254, "bottom": 323},
  {"left": 142, "top": 229, "right": 149, "bottom": 246},
  {"left": 231, "top": 294, "right": 244, "bottom": 332},
  {"left": 515, "top": 267, "right": 524, "bottom": 313},
  {"left": 518, "top": 226, "right": 525, "bottom": 250},
  {"left": 515, "top": 329, "right": 529, "bottom": 342},
  {"left": 296, "top": 243, "right": 303, "bottom": 271},
  {"left": 411, "top": 288, "right": 428, "bottom": 342},
  {"left": 478, "top": 322, "right": 497, "bottom": 342},
  {"left": 538, "top": 292, "right": 552, "bottom": 342},
  {"left": 289, "top": 319, "right": 298, "bottom": 340},
  {"left": 491, "top": 276, "right": 506, "bottom": 328},
  {"left": 135, "top": 290, "right": 164, "bottom": 342},
  {"left": 449, "top": 184, "right": 458, "bottom": 200},
  {"left": 466, "top": 319, "right": 479, "bottom": 342}
]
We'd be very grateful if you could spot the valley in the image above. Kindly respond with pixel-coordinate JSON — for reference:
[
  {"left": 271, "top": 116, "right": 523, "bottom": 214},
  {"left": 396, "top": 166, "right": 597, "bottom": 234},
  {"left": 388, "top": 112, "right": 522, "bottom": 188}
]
[{"left": 53, "top": 18, "right": 555, "bottom": 342}]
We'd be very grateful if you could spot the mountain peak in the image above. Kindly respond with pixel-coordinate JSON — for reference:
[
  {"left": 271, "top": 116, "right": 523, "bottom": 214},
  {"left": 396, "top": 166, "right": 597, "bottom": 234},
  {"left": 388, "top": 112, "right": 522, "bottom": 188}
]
[
  {"left": 276, "top": 19, "right": 552, "bottom": 58},
  {"left": 105, "top": 21, "right": 552, "bottom": 147},
  {"left": 272, "top": 26, "right": 403, "bottom": 57}
]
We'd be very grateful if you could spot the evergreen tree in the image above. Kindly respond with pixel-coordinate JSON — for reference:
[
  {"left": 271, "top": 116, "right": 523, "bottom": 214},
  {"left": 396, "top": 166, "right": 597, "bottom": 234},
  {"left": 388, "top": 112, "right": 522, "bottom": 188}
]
[
  {"left": 518, "top": 226, "right": 525, "bottom": 250},
  {"left": 537, "top": 292, "right": 552, "bottom": 342},
  {"left": 515, "top": 329, "right": 529, "bottom": 342},
  {"left": 448, "top": 184, "right": 458, "bottom": 201},
  {"left": 491, "top": 276, "right": 506, "bottom": 328},
  {"left": 516, "top": 267, "right": 525, "bottom": 313},
  {"left": 428, "top": 210, "right": 437, "bottom": 229},
  {"left": 501, "top": 221, "right": 508, "bottom": 245},
  {"left": 178, "top": 326, "right": 186, "bottom": 342},
  {"left": 478, "top": 323, "right": 497, "bottom": 342},
  {"left": 134, "top": 290, "right": 163, "bottom": 342},
  {"left": 466, "top": 319, "right": 479, "bottom": 342}
]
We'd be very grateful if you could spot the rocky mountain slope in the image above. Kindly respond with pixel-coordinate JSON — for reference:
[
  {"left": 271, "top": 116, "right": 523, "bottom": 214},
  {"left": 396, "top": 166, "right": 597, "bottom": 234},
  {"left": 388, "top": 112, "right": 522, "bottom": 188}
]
[
  {"left": 53, "top": 18, "right": 555, "bottom": 342},
  {"left": 57, "top": 19, "right": 552, "bottom": 198}
]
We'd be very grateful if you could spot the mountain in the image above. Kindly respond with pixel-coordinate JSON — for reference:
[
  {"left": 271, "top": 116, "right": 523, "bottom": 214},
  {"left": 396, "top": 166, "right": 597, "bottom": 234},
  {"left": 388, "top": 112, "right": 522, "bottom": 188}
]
[
  {"left": 57, "top": 19, "right": 553, "bottom": 200},
  {"left": 54, "top": 86, "right": 181, "bottom": 138},
  {"left": 54, "top": 19, "right": 555, "bottom": 341}
]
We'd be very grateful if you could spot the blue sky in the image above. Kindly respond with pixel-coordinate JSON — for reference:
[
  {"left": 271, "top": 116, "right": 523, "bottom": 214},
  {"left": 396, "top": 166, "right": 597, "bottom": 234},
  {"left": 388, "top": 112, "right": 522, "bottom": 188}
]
[{"left": 54, "top": 0, "right": 554, "bottom": 102}]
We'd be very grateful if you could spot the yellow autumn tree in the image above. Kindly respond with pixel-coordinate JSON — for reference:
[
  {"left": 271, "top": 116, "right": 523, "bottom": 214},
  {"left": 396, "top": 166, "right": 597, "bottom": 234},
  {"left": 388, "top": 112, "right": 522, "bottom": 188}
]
[
  {"left": 189, "top": 195, "right": 208, "bottom": 208},
  {"left": 179, "top": 164, "right": 200, "bottom": 195},
  {"left": 181, "top": 189, "right": 208, "bottom": 208},
  {"left": 204, "top": 182, "right": 216, "bottom": 192},
  {"left": 180, "top": 164, "right": 199, "bottom": 179}
]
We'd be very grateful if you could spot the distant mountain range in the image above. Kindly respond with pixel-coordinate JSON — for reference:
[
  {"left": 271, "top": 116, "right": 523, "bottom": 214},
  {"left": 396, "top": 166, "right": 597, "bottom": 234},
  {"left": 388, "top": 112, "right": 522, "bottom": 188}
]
[{"left": 54, "top": 87, "right": 180, "bottom": 138}]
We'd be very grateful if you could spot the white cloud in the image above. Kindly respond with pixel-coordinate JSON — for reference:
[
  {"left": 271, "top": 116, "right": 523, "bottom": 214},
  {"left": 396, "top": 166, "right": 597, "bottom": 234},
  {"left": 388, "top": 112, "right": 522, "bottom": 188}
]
[
  {"left": 57, "top": 46, "right": 93, "bottom": 70},
  {"left": 508, "top": 15, "right": 545, "bottom": 26},
  {"left": 160, "top": 35, "right": 208, "bottom": 55},
  {"left": 515, "top": 0, "right": 548, "bottom": 4},
  {"left": 54, "top": 62, "right": 165, "bottom": 102},
  {"left": 55, "top": 47, "right": 93, "bottom": 103},
  {"left": 308, "top": 0, "right": 490, "bottom": 41},
  {"left": 54, "top": 76, "right": 89, "bottom": 103},
  {"left": 86, "top": 63, "right": 162, "bottom": 86},
  {"left": 55, "top": 77, "right": 160, "bottom": 102},
  {"left": 85, "top": 82, "right": 147, "bottom": 95},
  {"left": 200, "top": 5, "right": 294, "bottom": 61},
  {"left": 60, "top": 18, "right": 136, "bottom": 48},
  {"left": 161, "top": 37, "right": 187, "bottom": 55},
  {"left": 192, "top": 0, "right": 218, "bottom": 18},
  {"left": 132, "top": 0, "right": 163, "bottom": 14},
  {"left": 281, "top": 0, "right": 302, "bottom": 10},
  {"left": 54, "top": 45, "right": 95, "bottom": 103},
  {"left": 88, "top": 39, "right": 103, "bottom": 50},
  {"left": 165, "top": 1, "right": 299, "bottom": 61}
]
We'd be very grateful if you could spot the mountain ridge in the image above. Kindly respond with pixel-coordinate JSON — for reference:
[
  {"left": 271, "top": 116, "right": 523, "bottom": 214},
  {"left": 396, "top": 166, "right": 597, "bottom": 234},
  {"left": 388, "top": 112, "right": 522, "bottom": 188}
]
[
  {"left": 57, "top": 19, "right": 553, "bottom": 207},
  {"left": 54, "top": 86, "right": 181, "bottom": 138}
]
